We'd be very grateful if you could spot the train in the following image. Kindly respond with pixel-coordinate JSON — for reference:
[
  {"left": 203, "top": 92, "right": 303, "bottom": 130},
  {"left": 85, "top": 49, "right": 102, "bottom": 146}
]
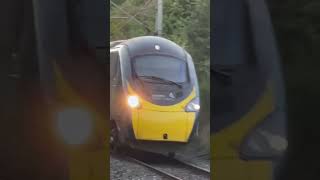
[{"left": 110, "top": 36, "right": 200, "bottom": 156}]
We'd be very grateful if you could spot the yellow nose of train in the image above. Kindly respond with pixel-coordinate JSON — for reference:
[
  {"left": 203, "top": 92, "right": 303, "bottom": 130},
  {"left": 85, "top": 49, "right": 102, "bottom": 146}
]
[{"left": 128, "top": 84, "right": 198, "bottom": 142}]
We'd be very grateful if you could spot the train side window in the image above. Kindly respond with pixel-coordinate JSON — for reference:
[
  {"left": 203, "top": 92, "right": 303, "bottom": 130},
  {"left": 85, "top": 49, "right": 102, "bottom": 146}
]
[
  {"left": 110, "top": 51, "right": 121, "bottom": 86},
  {"left": 114, "top": 60, "right": 122, "bottom": 85}
]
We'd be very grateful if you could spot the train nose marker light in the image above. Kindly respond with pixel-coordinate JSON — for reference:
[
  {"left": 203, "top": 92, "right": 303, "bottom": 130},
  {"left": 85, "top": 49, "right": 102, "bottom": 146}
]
[
  {"left": 193, "top": 104, "right": 200, "bottom": 110},
  {"left": 155, "top": 45, "right": 160, "bottom": 51}
]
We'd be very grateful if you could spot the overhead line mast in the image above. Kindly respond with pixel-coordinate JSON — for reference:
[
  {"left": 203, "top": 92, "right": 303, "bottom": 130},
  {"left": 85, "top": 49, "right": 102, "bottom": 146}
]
[{"left": 155, "top": 0, "right": 163, "bottom": 36}]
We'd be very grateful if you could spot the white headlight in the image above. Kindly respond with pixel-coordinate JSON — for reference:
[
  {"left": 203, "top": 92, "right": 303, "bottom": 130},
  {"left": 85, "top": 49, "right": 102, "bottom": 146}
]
[
  {"left": 56, "top": 108, "right": 93, "bottom": 145},
  {"left": 185, "top": 97, "right": 200, "bottom": 112},
  {"left": 127, "top": 95, "right": 140, "bottom": 108}
]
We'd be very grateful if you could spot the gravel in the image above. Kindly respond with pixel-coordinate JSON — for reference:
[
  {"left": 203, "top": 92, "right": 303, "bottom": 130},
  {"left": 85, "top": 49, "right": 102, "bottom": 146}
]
[
  {"left": 110, "top": 154, "right": 170, "bottom": 180},
  {"left": 154, "top": 163, "right": 210, "bottom": 180},
  {"left": 137, "top": 154, "right": 210, "bottom": 180}
]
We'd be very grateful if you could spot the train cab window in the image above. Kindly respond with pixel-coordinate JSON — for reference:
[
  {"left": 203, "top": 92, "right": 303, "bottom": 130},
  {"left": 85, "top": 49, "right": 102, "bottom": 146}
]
[{"left": 133, "top": 55, "right": 188, "bottom": 83}]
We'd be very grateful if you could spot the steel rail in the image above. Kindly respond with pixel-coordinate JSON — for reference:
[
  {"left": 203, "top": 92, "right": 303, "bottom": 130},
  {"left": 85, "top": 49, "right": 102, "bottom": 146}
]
[{"left": 127, "top": 156, "right": 183, "bottom": 180}]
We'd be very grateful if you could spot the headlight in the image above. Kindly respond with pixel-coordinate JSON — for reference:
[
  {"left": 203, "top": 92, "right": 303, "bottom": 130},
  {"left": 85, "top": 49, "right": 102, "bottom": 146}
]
[
  {"left": 127, "top": 95, "right": 140, "bottom": 108},
  {"left": 185, "top": 97, "right": 200, "bottom": 112},
  {"left": 56, "top": 108, "right": 93, "bottom": 145}
]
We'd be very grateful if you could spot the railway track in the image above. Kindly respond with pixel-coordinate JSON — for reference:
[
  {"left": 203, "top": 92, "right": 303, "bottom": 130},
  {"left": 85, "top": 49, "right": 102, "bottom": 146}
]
[{"left": 126, "top": 154, "right": 210, "bottom": 180}]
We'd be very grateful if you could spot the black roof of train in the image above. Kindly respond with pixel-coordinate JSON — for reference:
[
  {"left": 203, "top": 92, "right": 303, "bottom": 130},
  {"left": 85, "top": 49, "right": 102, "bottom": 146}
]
[{"left": 111, "top": 36, "right": 188, "bottom": 60}]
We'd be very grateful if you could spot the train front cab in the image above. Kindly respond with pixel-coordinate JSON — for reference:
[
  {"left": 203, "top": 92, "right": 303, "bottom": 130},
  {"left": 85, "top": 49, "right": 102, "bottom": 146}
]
[{"left": 110, "top": 37, "right": 200, "bottom": 149}]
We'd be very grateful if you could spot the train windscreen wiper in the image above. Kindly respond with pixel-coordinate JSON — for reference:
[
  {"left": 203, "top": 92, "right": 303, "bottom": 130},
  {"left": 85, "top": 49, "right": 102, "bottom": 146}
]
[{"left": 137, "top": 75, "right": 183, "bottom": 88}]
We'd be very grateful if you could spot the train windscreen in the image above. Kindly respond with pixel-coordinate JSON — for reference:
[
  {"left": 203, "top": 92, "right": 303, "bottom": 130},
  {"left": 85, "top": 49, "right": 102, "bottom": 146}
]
[{"left": 133, "top": 55, "right": 188, "bottom": 83}]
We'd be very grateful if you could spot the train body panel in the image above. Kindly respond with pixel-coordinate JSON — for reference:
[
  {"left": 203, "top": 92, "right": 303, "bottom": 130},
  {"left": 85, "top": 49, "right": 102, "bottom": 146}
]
[{"left": 133, "top": 110, "right": 196, "bottom": 142}]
